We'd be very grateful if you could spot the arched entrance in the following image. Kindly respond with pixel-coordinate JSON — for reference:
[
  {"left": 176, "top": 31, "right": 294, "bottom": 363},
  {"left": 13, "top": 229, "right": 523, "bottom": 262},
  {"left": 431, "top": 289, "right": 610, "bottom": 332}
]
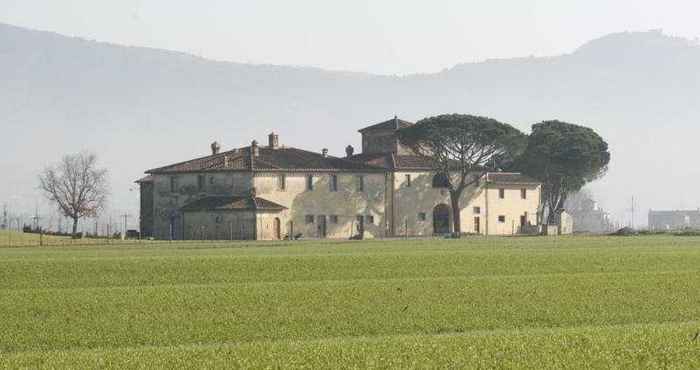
[
  {"left": 274, "top": 218, "right": 282, "bottom": 240},
  {"left": 433, "top": 204, "right": 451, "bottom": 235}
]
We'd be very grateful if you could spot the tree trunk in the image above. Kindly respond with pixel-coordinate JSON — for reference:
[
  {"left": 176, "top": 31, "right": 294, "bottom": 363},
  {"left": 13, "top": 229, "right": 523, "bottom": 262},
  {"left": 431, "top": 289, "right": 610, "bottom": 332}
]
[
  {"left": 450, "top": 190, "right": 462, "bottom": 236},
  {"left": 72, "top": 217, "right": 79, "bottom": 238}
]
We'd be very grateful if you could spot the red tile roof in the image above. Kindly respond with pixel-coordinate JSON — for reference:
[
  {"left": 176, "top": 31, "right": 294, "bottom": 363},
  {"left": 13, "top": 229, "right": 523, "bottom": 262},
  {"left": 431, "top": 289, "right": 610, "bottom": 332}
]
[
  {"left": 486, "top": 172, "right": 540, "bottom": 185},
  {"left": 147, "top": 146, "right": 385, "bottom": 174},
  {"left": 135, "top": 175, "right": 154, "bottom": 183},
  {"left": 181, "top": 196, "right": 287, "bottom": 212},
  {"left": 358, "top": 117, "right": 414, "bottom": 133}
]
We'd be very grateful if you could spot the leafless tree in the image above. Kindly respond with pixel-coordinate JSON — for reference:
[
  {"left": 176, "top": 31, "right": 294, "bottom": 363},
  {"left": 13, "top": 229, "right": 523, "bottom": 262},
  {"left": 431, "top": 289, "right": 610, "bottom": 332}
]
[{"left": 38, "top": 152, "right": 109, "bottom": 237}]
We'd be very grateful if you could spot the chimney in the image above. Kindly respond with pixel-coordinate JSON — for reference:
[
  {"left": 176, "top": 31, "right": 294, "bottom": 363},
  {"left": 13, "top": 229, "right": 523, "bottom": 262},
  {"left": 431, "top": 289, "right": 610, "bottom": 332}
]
[
  {"left": 211, "top": 141, "right": 221, "bottom": 155},
  {"left": 345, "top": 145, "right": 355, "bottom": 158},
  {"left": 268, "top": 132, "right": 279, "bottom": 149},
  {"left": 251, "top": 140, "right": 259, "bottom": 157},
  {"left": 322, "top": 148, "right": 329, "bottom": 158}
]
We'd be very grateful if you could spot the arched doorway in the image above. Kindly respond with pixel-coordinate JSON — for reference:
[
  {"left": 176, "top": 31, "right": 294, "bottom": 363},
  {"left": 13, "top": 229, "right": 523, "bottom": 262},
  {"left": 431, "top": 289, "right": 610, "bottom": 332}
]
[
  {"left": 433, "top": 204, "right": 451, "bottom": 235},
  {"left": 274, "top": 218, "right": 282, "bottom": 240}
]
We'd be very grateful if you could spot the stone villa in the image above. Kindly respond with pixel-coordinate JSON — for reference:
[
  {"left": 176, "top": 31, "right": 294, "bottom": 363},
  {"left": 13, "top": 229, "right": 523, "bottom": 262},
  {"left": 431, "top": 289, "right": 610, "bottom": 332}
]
[{"left": 137, "top": 117, "right": 542, "bottom": 240}]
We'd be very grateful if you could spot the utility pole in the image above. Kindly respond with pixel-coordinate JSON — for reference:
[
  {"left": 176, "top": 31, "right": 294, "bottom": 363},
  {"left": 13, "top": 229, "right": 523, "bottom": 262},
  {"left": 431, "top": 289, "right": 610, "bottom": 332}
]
[
  {"left": 1, "top": 203, "right": 7, "bottom": 230},
  {"left": 121, "top": 213, "right": 130, "bottom": 240},
  {"left": 32, "top": 205, "right": 41, "bottom": 232},
  {"left": 630, "top": 196, "right": 635, "bottom": 229}
]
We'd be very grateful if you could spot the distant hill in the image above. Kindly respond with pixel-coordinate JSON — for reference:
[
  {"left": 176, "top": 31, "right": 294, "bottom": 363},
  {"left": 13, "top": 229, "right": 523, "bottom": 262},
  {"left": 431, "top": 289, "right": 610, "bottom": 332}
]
[{"left": 2, "top": 23, "right": 699, "bottom": 226}]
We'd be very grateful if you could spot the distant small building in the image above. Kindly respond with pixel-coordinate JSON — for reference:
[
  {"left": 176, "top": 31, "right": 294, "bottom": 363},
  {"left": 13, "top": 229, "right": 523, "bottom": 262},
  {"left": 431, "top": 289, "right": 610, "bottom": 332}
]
[
  {"left": 558, "top": 210, "right": 574, "bottom": 235},
  {"left": 545, "top": 210, "right": 574, "bottom": 236},
  {"left": 648, "top": 209, "right": 700, "bottom": 231},
  {"left": 569, "top": 199, "right": 614, "bottom": 234}
]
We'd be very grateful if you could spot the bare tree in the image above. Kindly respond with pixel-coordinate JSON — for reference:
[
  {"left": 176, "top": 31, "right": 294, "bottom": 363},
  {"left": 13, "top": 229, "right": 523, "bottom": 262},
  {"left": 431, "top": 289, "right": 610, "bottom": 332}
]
[{"left": 39, "top": 152, "right": 109, "bottom": 237}]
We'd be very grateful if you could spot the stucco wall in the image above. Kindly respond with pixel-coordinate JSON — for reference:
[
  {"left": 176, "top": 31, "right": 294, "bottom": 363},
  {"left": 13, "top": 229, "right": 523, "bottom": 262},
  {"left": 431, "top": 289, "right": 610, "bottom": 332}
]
[
  {"left": 139, "top": 182, "right": 154, "bottom": 238},
  {"left": 391, "top": 172, "right": 485, "bottom": 236},
  {"left": 150, "top": 172, "right": 253, "bottom": 239},
  {"left": 254, "top": 172, "right": 387, "bottom": 239},
  {"left": 362, "top": 130, "right": 413, "bottom": 155},
  {"left": 182, "top": 210, "right": 256, "bottom": 240},
  {"left": 483, "top": 185, "right": 541, "bottom": 236},
  {"left": 146, "top": 169, "right": 541, "bottom": 240},
  {"left": 391, "top": 172, "right": 540, "bottom": 237}
]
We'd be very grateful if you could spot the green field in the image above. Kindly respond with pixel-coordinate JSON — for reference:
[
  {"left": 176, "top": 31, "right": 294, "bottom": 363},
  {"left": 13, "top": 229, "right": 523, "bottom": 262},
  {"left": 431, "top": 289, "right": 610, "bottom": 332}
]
[{"left": 1, "top": 236, "right": 699, "bottom": 369}]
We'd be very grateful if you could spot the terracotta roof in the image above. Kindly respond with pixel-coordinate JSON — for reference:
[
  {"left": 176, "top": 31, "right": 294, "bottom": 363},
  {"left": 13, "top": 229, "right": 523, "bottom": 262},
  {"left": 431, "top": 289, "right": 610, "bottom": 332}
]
[
  {"left": 347, "top": 153, "right": 393, "bottom": 169},
  {"left": 358, "top": 117, "right": 414, "bottom": 133},
  {"left": 393, "top": 155, "right": 433, "bottom": 170},
  {"left": 135, "top": 175, "right": 154, "bottom": 183},
  {"left": 348, "top": 153, "right": 433, "bottom": 171},
  {"left": 486, "top": 173, "right": 540, "bottom": 185},
  {"left": 181, "top": 196, "right": 287, "bottom": 212},
  {"left": 147, "top": 146, "right": 385, "bottom": 174}
]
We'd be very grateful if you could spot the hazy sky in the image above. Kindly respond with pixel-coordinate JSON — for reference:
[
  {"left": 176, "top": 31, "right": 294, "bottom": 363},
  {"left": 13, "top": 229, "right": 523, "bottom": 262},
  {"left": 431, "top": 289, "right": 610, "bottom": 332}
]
[{"left": 2, "top": 0, "right": 700, "bottom": 75}]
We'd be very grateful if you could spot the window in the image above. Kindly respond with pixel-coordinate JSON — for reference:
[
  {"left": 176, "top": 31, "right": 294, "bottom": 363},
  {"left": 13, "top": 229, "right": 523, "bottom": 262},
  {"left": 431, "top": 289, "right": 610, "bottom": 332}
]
[
  {"left": 418, "top": 212, "right": 427, "bottom": 221},
  {"left": 170, "top": 177, "right": 178, "bottom": 192},
  {"left": 521, "top": 188, "right": 527, "bottom": 199},
  {"left": 305, "top": 215, "right": 315, "bottom": 224},
  {"left": 432, "top": 173, "right": 450, "bottom": 188},
  {"left": 357, "top": 175, "right": 365, "bottom": 192},
  {"left": 498, "top": 215, "right": 506, "bottom": 223},
  {"left": 406, "top": 174, "right": 412, "bottom": 187},
  {"left": 278, "top": 174, "right": 286, "bottom": 191},
  {"left": 499, "top": 188, "right": 505, "bottom": 199},
  {"left": 306, "top": 175, "right": 314, "bottom": 191},
  {"left": 367, "top": 215, "right": 375, "bottom": 224},
  {"left": 197, "top": 175, "right": 205, "bottom": 191},
  {"left": 473, "top": 206, "right": 481, "bottom": 214},
  {"left": 209, "top": 176, "right": 215, "bottom": 185},
  {"left": 330, "top": 175, "right": 339, "bottom": 192},
  {"left": 330, "top": 215, "right": 339, "bottom": 224}
]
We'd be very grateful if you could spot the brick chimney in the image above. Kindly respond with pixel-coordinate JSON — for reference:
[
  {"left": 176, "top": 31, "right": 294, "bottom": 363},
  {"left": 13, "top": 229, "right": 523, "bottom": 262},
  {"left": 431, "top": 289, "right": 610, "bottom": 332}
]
[
  {"left": 211, "top": 141, "right": 221, "bottom": 155},
  {"left": 345, "top": 145, "right": 354, "bottom": 158},
  {"left": 251, "top": 140, "right": 259, "bottom": 157},
  {"left": 268, "top": 132, "right": 279, "bottom": 149}
]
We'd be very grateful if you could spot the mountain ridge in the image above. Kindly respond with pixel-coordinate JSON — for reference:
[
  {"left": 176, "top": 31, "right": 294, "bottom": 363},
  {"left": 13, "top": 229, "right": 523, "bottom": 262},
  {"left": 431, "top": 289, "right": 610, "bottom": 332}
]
[{"left": 2, "top": 22, "right": 699, "bottom": 226}]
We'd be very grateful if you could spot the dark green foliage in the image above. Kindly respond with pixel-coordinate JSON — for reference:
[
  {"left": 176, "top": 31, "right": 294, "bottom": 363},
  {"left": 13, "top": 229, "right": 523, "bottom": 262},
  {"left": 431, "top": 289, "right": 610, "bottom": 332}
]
[
  {"left": 399, "top": 114, "right": 526, "bottom": 233},
  {"left": 517, "top": 120, "right": 610, "bottom": 223}
]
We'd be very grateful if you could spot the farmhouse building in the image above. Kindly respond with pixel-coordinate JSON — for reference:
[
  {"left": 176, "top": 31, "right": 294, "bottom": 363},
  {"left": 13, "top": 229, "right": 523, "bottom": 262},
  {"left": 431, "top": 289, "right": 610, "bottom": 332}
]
[{"left": 137, "top": 117, "right": 542, "bottom": 240}]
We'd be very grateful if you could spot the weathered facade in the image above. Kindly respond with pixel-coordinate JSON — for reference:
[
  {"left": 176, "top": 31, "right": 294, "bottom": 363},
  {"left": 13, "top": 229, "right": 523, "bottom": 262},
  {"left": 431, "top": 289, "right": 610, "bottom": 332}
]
[{"left": 138, "top": 117, "right": 542, "bottom": 240}]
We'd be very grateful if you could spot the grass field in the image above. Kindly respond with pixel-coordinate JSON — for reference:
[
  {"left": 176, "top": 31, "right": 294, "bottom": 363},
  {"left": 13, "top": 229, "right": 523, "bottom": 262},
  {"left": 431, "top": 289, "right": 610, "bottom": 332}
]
[{"left": 1, "top": 236, "right": 699, "bottom": 369}]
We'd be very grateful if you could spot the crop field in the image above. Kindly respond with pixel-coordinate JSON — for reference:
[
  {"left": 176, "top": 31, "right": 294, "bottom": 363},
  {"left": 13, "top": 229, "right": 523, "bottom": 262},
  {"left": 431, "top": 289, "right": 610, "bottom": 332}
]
[{"left": 1, "top": 236, "right": 700, "bottom": 369}]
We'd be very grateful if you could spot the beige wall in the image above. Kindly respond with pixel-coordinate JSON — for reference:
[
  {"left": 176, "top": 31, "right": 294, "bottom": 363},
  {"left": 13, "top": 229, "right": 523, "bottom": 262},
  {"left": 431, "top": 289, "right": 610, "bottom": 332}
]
[
  {"left": 483, "top": 185, "right": 540, "bottom": 236},
  {"left": 148, "top": 169, "right": 541, "bottom": 240},
  {"left": 182, "top": 210, "right": 256, "bottom": 240},
  {"left": 254, "top": 172, "right": 387, "bottom": 239},
  {"left": 391, "top": 171, "right": 484, "bottom": 236},
  {"left": 151, "top": 172, "right": 253, "bottom": 239},
  {"left": 391, "top": 172, "right": 541, "bottom": 237}
]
